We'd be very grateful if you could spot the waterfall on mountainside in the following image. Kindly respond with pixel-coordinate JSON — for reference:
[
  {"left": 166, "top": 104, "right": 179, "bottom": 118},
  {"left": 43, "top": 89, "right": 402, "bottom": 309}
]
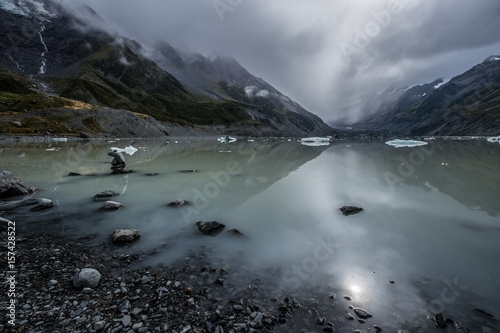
[
  {"left": 4, "top": 52, "right": 23, "bottom": 72},
  {"left": 37, "top": 25, "right": 48, "bottom": 74}
]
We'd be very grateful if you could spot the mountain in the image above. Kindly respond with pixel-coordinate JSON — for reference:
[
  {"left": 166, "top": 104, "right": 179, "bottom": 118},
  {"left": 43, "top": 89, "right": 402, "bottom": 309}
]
[
  {"left": 0, "top": 0, "right": 336, "bottom": 137},
  {"left": 335, "top": 56, "right": 500, "bottom": 136}
]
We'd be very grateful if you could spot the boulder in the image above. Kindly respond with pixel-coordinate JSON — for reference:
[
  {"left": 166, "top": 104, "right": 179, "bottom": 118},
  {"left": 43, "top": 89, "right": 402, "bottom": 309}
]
[
  {"left": 353, "top": 307, "right": 372, "bottom": 319},
  {"left": 111, "top": 229, "right": 140, "bottom": 244},
  {"left": 0, "top": 171, "right": 36, "bottom": 198},
  {"left": 434, "top": 312, "right": 447, "bottom": 328},
  {"left": 101, "top": 201, "right": 122, "bottom": 210},
  {"left": 73, "top": 268, "right": 101, "bottom": 289},
  {"left": 93, "top": 190, "right": 120, "bottom": 201},
  {"left": 196, "top": 220, "right": 225, "bottom": 236},
  {"left": 339, "top": 206, "right": 363, "bottom": 216},
  {"left": 29, "top": 198, "right": 55, "bottom": 211},
  {"left": 0, "top": 198, "right": 54, "bottom": 211}
]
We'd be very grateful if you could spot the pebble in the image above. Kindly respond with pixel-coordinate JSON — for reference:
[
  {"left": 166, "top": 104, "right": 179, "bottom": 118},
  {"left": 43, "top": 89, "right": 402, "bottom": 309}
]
[{"left": 1, "top": 234, "right": 473, "bottom": 333}]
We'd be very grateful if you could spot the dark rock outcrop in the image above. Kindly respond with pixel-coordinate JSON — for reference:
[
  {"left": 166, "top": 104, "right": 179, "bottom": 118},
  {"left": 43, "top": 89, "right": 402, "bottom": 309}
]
[
  {"left": 93, "top": 190, "right": 120, "bottom": 201},
  {"left": 0, "top": 171, "right": 36, "bottom": 198},
  {"left": 196, "top": 220, "right": 225, "bottom": 236},
  {"left": 339, "top": 206, "right": 363, "bottom": 216},
  {"left": 110, "top": 229, "right": 141, "bottom": 244}
]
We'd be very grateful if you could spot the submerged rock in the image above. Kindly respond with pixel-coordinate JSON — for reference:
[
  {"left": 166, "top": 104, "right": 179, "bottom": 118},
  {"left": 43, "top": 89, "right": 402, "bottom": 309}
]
[
  {"left": 100, "top": 201, "right": 122, "bottom": 210},
  {"left": 339, "top": 206, "right": 364, "bottom": 216},
  {"left": 111, "top": 229, "right": 141, "bottom": 244},
  {"left": 473, "top": 307, "right": 495, "bottom": 318},
  {"left": 111, "top": 169, "right": 134, "bottom": 174},
  {"left": 354, "top": 307, "right": 372, "bottom": 319},
  {"left": 167, "top": 199, "right": 189, "bottom": 207},
  {"left": 29, "top": 198, "right": 55, "bottom": 211},
  {"left": 93, "top": 190, "right": 120, "bottom": 201},
  {"left": 0, "top": 170, "right": 36, "bottom": 198},
  {"left": 196, "top": 220, "right": 225, "bottom": 236},
  {"left": 73, "top": 268, "right": 101, "bottom": 289},
  {"left": 227, "top": 228, "right": 247, "bottom": 237},
  {"left": 0, "top": 197, "right": 54, "bottom": 211},
  {"left": 179, "top": 169, "right": 197, "bottom": 173}
]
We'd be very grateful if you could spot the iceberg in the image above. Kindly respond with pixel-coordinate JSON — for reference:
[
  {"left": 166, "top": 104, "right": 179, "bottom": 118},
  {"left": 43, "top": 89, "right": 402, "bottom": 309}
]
[
  {"left": 217, "top": 136, "right": 237, "bottom": 143},
  {"left": 300, "top": 137, "right": 331, "bottom": 146},
  {"left": 111, "top": 145, "right": 138, "bottom": 156},
  {"left": 487, "top": 136, "right": 500, "bottom": 143},
  {"left": 385, "top": 139, "right": 428, "bottom": 148}
]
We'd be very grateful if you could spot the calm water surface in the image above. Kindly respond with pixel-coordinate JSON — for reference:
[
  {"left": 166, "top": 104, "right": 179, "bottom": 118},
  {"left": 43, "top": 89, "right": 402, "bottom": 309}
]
[{"left": 1, "top": 137, "right": 499, "bottom": 331}]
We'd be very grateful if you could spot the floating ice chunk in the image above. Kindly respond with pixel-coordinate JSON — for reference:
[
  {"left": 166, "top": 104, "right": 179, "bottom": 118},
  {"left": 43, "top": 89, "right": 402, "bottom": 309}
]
[
  {"left": 300, "top": 137, "right": 331, "bottom": 146},
  {"left": 111, "top": 145, "right": 138, "bottom": 156},
  {"left": 53, "top": 138, "right": 67, "bottom": 142},
  {"left": 385, "top": 139, "right": 428, "bottom": 148},
  {"left": 487, "top": 136, "right": 500, "bottom": 143},
  {"left": 217, "top": 136, "right": 236, "bottom": 143}
]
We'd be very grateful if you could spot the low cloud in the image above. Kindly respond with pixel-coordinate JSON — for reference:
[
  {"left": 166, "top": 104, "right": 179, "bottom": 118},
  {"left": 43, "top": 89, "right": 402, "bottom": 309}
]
[{"left": 61, "top": 0, "right": 500, "bottom": 122}]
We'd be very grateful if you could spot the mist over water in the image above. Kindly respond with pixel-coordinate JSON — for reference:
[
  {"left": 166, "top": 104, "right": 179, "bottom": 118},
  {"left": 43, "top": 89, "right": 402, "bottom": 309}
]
[{"left": 2, "top": 137, "right": 499, "bottom": 331}]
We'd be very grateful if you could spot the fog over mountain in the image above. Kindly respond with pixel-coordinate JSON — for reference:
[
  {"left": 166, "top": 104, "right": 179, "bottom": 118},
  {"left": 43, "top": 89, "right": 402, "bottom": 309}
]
[{"left": 59, "top": 0, "right": 500, "bottom": 123}]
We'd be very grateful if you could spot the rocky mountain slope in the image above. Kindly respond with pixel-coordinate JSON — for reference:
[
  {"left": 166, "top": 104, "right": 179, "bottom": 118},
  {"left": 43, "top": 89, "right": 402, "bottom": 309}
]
[
  {"left": 0, "top": 0, "right": 336, "bottom": 137},
  {"left": 342, "top": 56, "right": 500, "bottom": 136}
]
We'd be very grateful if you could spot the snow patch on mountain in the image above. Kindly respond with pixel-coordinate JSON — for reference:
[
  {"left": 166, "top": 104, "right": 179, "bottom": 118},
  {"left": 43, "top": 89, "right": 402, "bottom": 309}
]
[
  {"left": 244, "top": 85, "right": 269, "bottom": 98},
  {"left": 434, "top": 78, "right": 450, "bottom": 89},
  {"left": 0, "top": 0, "right": 54, "bottom": 20}
]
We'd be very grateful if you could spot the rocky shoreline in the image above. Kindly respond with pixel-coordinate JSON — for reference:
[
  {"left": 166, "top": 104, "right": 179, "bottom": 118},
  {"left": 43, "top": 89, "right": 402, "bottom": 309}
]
[{"left": 0, "top": 230, "right": 384, "bottom": 333}]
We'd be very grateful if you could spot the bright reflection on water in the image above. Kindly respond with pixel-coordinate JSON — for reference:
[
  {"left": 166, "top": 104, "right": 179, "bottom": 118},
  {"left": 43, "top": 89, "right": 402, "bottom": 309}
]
[{"left": 1, "top": 137, "right": 500, "bottom": 331}]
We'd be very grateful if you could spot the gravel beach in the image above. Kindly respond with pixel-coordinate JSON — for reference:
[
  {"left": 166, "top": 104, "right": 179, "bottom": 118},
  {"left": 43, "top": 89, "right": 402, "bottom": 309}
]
[{"left": 0, "top": 225, "right": 399, "bottom": 333}]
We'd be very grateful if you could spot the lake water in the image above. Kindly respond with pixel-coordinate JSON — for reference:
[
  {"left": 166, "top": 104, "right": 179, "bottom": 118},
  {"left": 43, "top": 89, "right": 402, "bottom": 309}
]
[{"left": 1, "top": 136, "right": 499, "bottom": 332}]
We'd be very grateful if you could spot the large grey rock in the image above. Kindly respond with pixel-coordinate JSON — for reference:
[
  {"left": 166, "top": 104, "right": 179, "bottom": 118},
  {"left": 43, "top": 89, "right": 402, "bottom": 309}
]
[
  {"left": 0, "top": 171, "right": 36, "bottom": 198},
  {"left": 93, "top": 190, "right": 120, "bottom": 201},
  {"left": 0, "top": 198, "right": 54, "bottom": 211},
  {"left": 29, "top": 198, "right": 55, "bottom": 211},
  {"left": 196, "top": 220, "right": 225, "bottom": 236},
  {"left": 339, "top": 206, "right": 363, "bottom": 216},
  {"left": 100, "top": 201, "right": 122, "bottom": 210},
  {"left": 73, "top": 268, "right": 101, "bottom": 289},
  {"left": 111, "top": 229, "right": 141, "bottom": 244}
]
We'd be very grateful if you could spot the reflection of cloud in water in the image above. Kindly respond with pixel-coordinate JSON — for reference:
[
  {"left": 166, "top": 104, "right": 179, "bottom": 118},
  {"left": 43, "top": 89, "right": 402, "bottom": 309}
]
[{"left": 3, "top": 138, "right": 500, "bottom": 331}]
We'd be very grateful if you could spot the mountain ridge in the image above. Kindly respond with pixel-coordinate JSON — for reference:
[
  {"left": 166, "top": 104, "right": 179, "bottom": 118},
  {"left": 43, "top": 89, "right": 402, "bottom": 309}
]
[
  {"left": 0, "top": 0, "right": 336, "bottom": 137},
  {"left": 335, "top": 55, "right": 500, "bottom": 136}
]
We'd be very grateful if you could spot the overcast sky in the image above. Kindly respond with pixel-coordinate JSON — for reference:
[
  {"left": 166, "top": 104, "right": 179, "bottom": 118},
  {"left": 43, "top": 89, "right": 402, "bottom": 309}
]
[{"left": 64, "top": 0, "right": 500, "bottom": 122}]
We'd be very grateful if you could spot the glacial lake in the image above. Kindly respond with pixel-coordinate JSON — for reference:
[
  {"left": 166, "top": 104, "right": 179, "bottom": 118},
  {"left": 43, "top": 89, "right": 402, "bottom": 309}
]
[{"left": 1, "top": 136, "right": 499, "bottom": 332}]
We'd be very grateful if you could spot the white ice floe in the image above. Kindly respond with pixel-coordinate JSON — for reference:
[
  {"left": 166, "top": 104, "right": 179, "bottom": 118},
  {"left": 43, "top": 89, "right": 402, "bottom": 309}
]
[
  {"left": 385, "top": 139, "right": 428, "bottom": 148},
  {"left": 111, "top": 145, "right": 138, "bottom": 156},
  {"left": 217, "top": 136, "right": 237, "bottom": 143},
  {"left": 300, "top": 137, "right": 331, "bottom": 146},
  {"left": 53, "top": 138, "right": 67, "bottom": 142},
  {"left": 487, "top": 136, "right": 500, "bottom": 143}
]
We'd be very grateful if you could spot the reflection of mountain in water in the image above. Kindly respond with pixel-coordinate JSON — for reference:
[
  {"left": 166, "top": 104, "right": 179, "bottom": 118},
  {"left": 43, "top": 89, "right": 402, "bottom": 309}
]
[
  {"left": 339, "top": 139, "right": 500, "bottom": 216},
  {"left": 1, "top": 138, "right": 331, "bottom": 234},
  {"left": 132, "top": 138, "right": 332, "bottom": 215}
]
